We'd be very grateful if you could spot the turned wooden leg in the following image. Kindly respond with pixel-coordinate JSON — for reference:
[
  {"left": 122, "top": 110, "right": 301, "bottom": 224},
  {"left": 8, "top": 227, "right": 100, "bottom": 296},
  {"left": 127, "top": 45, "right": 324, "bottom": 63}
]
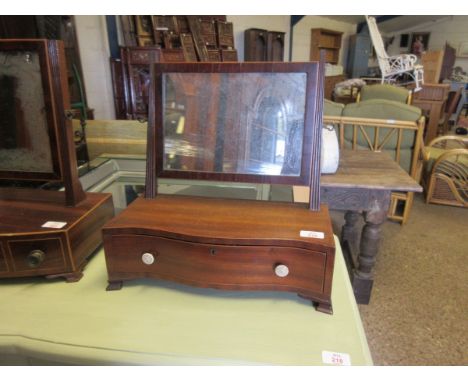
[
  {"left": 340, "top": 210, "right": 361, "bottom": 271},
  {"left": 106, "top": 281, "right": 123, "bottom": 291},
  {"left": 341, "top": 210, "right": 360, "bottom": 247},
  {"left": 352, "top": 193, "right": 391, "bottom": 304}
]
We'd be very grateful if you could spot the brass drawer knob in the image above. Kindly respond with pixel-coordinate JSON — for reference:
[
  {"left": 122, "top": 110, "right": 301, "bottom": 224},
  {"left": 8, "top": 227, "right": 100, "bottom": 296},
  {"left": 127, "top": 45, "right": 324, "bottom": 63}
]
[
  {"left": 27, "top": 250, "right": 45, "bottom": 268},
  {"left": 274, "top": 264, "right": 289, "bottom": 278},
  {"left": 141, "top": 252, "right": 155, "bottom": 265}
]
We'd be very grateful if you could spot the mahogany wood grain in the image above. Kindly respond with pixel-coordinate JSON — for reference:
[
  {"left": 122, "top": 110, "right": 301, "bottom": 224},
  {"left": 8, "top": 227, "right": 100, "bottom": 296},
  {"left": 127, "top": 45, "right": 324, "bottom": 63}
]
[
  {"left": 48, "top": 39, "right": 86, "bottom": 206},
  {"left": 103, "top": 196, "right": 335, "bottom": 312},
  {"left": 106, "top": 235, "right": 327, "bottom": 295},
  {"left": 0, "top": 39, "right": 62, "bottom": 182},
  {"left": 0, "top": 189, "right": 114, "bottom": 281},
  {"left": 105, "top": 60, "right": 333, "bottom": 312},
  {"left": 104, "top": 196, "right": 334, "bottom": 251},
  {"left": 0, "top": 39, "right": 86, "bottom": 206},
  {"left": 146, "top": 62, "right": 322, "bottom": 208}
]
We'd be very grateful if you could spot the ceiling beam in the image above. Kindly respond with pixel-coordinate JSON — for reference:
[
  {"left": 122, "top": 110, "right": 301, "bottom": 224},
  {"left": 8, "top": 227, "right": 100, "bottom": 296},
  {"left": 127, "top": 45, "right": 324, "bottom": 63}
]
[{"left": 357, "top": 15, "right": 401, "bottom": 34}]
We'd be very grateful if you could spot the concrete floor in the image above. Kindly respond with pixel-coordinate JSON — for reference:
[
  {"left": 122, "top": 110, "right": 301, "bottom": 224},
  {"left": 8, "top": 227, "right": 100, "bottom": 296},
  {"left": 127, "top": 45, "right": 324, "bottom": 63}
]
[{"left": 331, "top": 194, "right": 467, "bottom": 365}]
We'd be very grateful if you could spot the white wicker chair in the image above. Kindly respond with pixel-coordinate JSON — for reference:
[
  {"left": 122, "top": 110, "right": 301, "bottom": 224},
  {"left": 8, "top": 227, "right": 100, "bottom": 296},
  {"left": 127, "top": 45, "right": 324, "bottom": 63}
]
[{"left": 366, "top": 16, "right": 424, "bottom": 91}]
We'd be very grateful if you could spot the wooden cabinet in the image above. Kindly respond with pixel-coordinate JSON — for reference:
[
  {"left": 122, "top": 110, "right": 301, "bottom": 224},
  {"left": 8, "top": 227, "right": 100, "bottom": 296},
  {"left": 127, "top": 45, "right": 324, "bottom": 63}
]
[
  {"left": 110, "top": 47, "right": 162, "bottom": 119},
  {"left": 110, "top": 58, "right": 129, "bottom": 119},
  {"left": 244, "top": 29, "right": 286, "bottom": 62},
  {"left": 216, "top": 20, "right": 234, "bottom": 48},
  {"left": 324, "top": 74, "right": 346, "bottom": 100},
  {"left": 421, "top": 50, "right": 444, "bottom": 83},
  {"left": 440, "top": 43, "right": 456, "bottom": 81},
  {"left": 310, "top": 28, "right": 343, "bottom": 64},
  {"left": 421, "top": 43, "right": 456, "bottom": 83},
  {"left": 220, "top": 49, "right": 238, "bottom": 62},
  {"left": 244, "top": 28, "right": 268, "bottom": 61},
  {"left": 347, "top": 34, "right": 371, "bottom": 78},
  {"left": 266, "top": 31, "right": 285, "bottom": 61},
  {"left": 114, "top": 17, "right": 238, "bottom": 119},
  {"left": 125, "top": 47, "right": 160, "bottom": 119},
  {"left": 411, "top": 83, "right": 450, "bottom": 144}
]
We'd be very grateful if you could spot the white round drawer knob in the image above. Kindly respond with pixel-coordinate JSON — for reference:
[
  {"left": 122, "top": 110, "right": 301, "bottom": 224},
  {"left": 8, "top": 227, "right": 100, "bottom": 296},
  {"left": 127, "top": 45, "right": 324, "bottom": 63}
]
[
  {"left": 141, "top": 252, "right": 155, "bottom": 265},
  {"left": 274, "top": 264, "right": 289, "bottom": 278}
]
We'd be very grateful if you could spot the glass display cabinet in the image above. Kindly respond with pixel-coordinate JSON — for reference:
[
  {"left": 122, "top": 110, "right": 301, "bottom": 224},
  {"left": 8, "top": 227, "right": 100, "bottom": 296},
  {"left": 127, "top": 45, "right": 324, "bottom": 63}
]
[
  {"left": 102, "top": 62, "right": 336, "bottom": 313},
  {"left": 0, "top": 39, "right": 114, "bottom": 282}
]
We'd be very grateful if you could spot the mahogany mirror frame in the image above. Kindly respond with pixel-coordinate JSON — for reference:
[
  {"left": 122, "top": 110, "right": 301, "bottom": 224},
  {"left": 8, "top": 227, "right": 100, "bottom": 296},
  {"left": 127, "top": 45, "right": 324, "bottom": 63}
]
[
  {"left": 0, "top": 39, "right": 85, "bottom": 206},
  {"left": 145, "top": 62, "right": 324, "bottom": 210}
]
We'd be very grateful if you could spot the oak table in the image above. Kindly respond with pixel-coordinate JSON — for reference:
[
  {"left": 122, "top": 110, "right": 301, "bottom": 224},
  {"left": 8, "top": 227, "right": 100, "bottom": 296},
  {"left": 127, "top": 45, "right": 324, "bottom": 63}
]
[{"left": 294, "top": 150, "right": 423, "bottom": 304}]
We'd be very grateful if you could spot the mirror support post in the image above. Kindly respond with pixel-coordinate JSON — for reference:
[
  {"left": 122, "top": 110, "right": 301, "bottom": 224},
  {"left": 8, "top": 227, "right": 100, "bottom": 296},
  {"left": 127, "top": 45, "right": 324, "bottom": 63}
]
[
  {"left": 49, "top": 40, "right": 86, "bottom": 207},
  {"left": 308, "top": 51, "right": 325, "bottom": 211}
]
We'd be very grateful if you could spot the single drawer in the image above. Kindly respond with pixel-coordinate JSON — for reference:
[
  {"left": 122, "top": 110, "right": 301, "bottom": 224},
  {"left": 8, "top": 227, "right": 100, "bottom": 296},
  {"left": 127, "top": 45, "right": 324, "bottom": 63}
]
[
  {"left": 8, "top": 237, "right": 66, "bottom": 273},
  {"left": 106, "top": 234, "right": 327, "bottom": 293}
]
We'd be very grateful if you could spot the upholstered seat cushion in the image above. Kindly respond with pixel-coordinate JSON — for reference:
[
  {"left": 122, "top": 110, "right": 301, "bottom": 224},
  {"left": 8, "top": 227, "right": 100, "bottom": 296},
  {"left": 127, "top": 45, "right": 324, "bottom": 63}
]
[
  {"left": 324, "top": 99, "right": 344, "bottom": 116},
  {"left": 343, "top": 99, "right": 421, "bottom": 121},
  {"left": 359, "top": 84, "right": 411, "bottom": 104}
]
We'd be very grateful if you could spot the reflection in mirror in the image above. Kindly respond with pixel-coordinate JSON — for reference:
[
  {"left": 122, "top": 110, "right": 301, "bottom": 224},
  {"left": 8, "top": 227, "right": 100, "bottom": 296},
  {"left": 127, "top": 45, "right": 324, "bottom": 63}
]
[
  {"left": 0, "top": 50, "right": 53, "bottom": 173},
  {"left": 162, "top": 72, "right": 306, "bottom": 176}
]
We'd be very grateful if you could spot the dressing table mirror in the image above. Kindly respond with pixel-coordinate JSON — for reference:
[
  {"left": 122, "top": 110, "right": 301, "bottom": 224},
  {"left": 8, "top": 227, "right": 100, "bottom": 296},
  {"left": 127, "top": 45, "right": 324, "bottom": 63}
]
[
  {"left": 103, "top": 62, "right": 335, "bottom": 313},
  {"left": 0, "top": 40, "right": 114, "bottom": 282}
]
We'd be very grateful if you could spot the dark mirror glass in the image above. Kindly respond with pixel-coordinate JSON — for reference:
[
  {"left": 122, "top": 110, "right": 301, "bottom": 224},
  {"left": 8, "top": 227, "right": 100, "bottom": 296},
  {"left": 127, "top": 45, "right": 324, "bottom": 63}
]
[
  {"left": 162, "top": 72, "right": 307, "bottom": 176},
  {"left": 0, "top": 50, "right": 54, "bottom": 173}
]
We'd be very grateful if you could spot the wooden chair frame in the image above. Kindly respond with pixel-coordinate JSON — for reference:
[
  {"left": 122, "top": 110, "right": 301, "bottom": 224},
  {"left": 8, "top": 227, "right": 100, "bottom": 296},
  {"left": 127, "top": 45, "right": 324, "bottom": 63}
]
[
  {"left": 423, "top": 135, "right": 468, "bottom": 207},
  {"left": 323, "top": 115, "right": 426, "bottom": 224}
]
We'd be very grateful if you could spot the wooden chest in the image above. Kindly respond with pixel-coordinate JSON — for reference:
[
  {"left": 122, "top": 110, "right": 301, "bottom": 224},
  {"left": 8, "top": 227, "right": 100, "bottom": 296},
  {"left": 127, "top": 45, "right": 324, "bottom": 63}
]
[{"left": 103, "top": 195, "right": 335, "bottom": 313}]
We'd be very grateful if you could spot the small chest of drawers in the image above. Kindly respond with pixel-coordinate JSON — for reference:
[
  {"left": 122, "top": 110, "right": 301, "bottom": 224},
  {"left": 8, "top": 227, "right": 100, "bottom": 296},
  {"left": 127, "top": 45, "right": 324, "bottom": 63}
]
[{"left": 103, "top": 195, "right": 335, "bottom": 314}]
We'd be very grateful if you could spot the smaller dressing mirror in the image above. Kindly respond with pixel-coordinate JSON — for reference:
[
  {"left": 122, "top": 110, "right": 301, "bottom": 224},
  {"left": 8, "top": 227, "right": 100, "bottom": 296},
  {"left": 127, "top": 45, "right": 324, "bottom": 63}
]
[
  {"left": 0, "top": 41, "right": 61, "bottom": 180},
  {"left": 0, "top": 39, "right": 85, "bottom": 207}
]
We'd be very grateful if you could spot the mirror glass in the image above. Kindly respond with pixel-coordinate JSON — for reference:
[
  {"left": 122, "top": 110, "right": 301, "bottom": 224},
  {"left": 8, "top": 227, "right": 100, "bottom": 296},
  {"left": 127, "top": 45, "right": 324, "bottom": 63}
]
[
  {"left": 162, "top": 72, "right": 307, "bottom": 176},
  {"left": 0, "top": 50, "right": 54, "bottom": 173}
]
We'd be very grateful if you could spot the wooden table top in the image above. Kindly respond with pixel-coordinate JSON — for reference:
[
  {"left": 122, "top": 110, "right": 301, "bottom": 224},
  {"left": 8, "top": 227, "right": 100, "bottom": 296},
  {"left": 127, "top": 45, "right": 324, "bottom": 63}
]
[{"left": 320, "top": 150, "right": 423, "bottom": 192}]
